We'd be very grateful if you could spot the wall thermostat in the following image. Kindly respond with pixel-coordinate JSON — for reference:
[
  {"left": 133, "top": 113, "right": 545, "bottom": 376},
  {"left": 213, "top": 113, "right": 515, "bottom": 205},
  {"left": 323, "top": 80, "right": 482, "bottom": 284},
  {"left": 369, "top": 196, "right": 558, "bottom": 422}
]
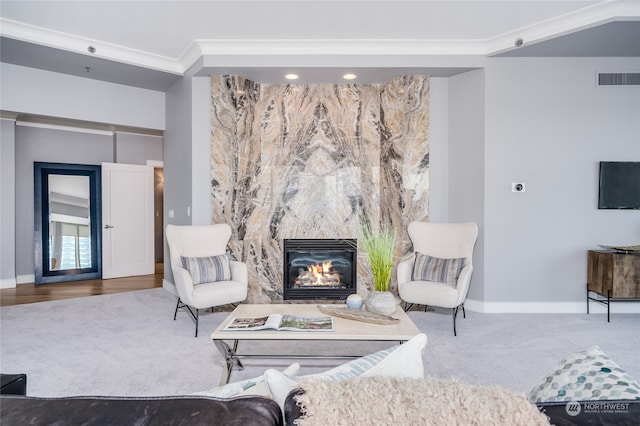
[{"left": 512, "top": 182, "right": 526, "bottom": 192}]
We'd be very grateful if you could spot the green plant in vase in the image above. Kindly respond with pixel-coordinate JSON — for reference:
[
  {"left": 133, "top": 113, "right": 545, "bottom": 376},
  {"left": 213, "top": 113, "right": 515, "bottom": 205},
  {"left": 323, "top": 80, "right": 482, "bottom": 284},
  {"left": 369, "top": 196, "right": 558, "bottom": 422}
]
[
  {"left": 361, "top": 222, "right": 396, "bottom": 291},
  {"left": 361, "top": 222, "right": 398, "bottom": 315}
]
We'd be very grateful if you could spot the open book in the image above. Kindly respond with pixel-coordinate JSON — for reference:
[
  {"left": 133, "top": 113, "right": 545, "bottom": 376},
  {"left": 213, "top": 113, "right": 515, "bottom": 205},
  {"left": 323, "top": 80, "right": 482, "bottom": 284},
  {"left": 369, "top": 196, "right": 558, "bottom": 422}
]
[{"left": 223, "top": 314, "right": 333, "bottom": 332}]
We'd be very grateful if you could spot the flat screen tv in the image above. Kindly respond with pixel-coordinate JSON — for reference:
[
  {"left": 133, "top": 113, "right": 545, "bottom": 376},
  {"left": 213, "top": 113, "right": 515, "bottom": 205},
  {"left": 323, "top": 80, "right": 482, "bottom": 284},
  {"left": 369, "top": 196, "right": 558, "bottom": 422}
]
[{"left": 598, "top": 161, "right": 640, "bottom": 209}]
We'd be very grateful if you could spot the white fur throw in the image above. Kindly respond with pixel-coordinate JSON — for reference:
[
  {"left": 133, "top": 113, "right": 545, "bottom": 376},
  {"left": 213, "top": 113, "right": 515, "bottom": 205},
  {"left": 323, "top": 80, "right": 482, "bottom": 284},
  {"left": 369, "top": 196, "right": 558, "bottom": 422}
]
[{"left": 294, "top": 376, "right": 550, "bottom": 426}]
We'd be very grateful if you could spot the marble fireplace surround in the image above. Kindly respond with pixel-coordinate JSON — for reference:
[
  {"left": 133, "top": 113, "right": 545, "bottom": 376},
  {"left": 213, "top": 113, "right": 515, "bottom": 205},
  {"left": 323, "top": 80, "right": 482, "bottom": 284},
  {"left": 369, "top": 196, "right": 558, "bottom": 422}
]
[{"left": 210, "top": 75, "right": 430, "bottom": 303}]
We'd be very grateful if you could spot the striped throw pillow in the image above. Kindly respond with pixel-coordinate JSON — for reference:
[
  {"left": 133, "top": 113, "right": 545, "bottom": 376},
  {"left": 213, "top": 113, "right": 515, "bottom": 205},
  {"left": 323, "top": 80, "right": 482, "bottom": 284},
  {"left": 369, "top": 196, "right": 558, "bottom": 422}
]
[
  {"left": 181, "top": 254, "right": 231, "bottom": 285},
  {"left": 412, "top": 252, "right": 466, "bottom": 286}
]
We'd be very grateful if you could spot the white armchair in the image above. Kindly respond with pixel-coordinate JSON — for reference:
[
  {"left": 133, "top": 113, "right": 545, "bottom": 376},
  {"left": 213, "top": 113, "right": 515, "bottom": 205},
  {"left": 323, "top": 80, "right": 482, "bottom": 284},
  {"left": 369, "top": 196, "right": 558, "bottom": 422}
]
[
  {"left": 397, "top": 222, "right": 478, "bottom": 336},
  {"left": 166, "top": 224, "right": 248, "bottom": 337}
]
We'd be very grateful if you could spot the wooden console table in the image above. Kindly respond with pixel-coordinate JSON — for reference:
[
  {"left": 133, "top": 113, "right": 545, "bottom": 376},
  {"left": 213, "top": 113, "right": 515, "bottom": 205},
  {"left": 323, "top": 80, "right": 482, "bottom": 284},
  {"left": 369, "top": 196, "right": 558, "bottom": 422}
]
[{"left": 587, "top": 250, "right": 640, "bottom": 322}]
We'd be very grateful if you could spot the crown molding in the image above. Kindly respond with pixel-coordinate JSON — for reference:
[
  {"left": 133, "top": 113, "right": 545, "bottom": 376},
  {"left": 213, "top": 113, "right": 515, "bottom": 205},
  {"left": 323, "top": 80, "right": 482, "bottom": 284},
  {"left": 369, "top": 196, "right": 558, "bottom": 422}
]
[
  {"left": 179, "top": 41, "right": 205, "bottom": 72},
  {"left": 178, "top": 38, "right": 489, "bottom": 72},
  {"left": 188, "top": 39, "right": 486, "bottom": 66},
  {"left": 0, "top": 18, "right": 182, "bottom": 74},
  {"left": 194, "top": 38, "right": 487, "bottom": 56},
  {"left": 487, "top": 0, "right": 640, "bottom": 56},
  {"left": 2, "top": 1, "right": 639, "bottom": 76}
]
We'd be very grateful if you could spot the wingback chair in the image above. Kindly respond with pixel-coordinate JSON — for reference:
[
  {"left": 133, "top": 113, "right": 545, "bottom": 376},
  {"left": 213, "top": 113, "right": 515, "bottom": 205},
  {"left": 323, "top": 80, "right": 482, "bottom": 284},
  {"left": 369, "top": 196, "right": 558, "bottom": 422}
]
[
  {"left": 165, "top": 224, "right": 248, "bottom": 337},
  {"left": 397, "top": 222, "right": 478, "bottom": 336}
]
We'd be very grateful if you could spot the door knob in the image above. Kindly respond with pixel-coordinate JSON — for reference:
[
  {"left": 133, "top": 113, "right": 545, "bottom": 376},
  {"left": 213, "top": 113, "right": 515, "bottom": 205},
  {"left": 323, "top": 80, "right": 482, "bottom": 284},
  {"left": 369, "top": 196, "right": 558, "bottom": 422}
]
[{"left": 104, "top": 225, "right": 114, "bottom": 229}]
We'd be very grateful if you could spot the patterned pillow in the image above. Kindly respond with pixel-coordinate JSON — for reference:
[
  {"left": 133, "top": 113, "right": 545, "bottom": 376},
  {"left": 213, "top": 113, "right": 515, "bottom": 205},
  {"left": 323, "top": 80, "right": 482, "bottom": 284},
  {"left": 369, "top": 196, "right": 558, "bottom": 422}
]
[
  {"left": 181, "top": 254, "right": 231, "bottom": 285},
  {"left": 528, "top": 345, "right": 640, "bottom": 403},
  {"left": 412, "top": 252, "right": 467, "bottom": 286}
]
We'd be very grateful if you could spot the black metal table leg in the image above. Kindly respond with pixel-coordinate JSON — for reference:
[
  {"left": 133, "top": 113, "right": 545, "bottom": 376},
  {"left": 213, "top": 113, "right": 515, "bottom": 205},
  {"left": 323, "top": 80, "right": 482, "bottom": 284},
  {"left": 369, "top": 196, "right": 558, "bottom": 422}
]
[{"left": 586, "top": 283, "right": 590, "bottom": 314}]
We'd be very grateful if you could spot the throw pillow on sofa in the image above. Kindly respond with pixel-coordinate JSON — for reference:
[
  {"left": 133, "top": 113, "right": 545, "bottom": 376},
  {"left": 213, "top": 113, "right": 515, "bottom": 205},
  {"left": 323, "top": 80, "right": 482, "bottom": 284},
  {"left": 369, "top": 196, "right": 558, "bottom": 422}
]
[
  {"left": 193, "top": 362, "right": 300, "bottom": 399},
  {"left": 528, "top": 345, "right": 640, "bottom": 403},
  {"left": 265, "top": 333, "right": 428, "bottom": 413}
]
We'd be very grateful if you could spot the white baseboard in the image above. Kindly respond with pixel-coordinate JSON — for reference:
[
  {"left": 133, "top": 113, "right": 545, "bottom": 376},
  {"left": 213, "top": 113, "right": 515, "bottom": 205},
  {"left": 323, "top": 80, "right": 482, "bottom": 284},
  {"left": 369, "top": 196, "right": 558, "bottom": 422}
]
[
  {"left": 465, "top": 298, "right": 640, "bottom": 314},
  {"left": 163, "top": 279, "right": 177, "bottom": 297},
  {"left": 0, "top": 278, "right": 16, "bottom": 289},
  {"left": 16, "top": 275, "right": 34, "bottom": 284}
]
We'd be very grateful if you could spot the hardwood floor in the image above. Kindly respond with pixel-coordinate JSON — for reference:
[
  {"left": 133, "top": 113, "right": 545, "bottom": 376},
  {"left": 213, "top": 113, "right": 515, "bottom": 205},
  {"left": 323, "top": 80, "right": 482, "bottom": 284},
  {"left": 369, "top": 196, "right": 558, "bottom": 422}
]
[{"left": 0, "top": 267, "right": 164, "bottom": 307}]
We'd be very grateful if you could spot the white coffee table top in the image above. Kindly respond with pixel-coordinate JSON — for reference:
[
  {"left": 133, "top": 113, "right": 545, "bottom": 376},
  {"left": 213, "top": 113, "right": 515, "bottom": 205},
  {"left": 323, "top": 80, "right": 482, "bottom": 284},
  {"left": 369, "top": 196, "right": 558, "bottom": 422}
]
[{"left": 211, "top": 303, "right": 420, "bottom": 341}]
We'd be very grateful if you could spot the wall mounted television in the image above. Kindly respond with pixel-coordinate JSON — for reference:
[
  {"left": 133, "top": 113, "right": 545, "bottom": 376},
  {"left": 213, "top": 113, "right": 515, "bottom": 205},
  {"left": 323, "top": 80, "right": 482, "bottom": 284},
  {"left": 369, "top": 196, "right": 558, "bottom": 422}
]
[{"left": 598, "top": 161, "right": 640, "bottom": 210}]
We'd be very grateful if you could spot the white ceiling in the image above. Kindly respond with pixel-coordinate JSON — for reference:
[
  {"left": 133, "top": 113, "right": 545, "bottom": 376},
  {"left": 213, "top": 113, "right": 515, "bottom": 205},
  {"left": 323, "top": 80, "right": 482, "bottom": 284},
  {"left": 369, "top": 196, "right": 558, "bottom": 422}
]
[{"left": 1, "top": 0, "right": 639, "bottom": 91}]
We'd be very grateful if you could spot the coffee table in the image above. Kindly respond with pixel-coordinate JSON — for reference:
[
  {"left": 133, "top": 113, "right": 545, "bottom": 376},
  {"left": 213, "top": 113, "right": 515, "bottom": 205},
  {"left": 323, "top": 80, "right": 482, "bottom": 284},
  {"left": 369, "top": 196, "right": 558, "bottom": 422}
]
[{"left": 211, "top": 303, "right": 421, "bottom": 385}]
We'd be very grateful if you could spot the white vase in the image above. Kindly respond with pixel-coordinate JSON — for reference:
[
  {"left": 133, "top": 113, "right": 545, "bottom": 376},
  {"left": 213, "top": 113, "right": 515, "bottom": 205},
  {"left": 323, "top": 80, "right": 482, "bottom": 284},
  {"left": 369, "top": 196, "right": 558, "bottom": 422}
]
[{"left": 365, "top": 291, "right": 397, "bottom": 316}]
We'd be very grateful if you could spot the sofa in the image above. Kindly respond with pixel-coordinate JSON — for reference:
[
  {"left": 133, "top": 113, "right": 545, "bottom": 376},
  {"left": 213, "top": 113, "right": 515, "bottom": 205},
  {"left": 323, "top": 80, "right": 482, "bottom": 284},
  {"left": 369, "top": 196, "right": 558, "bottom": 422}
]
[
  {"left": 1, "top": 394, "right": 282, "bottom": 426},
  {"left": 3, "top": 339, "right": 639, "bottom": 426},
  {"left": 1, "top": 373, "right": 282, "bottom": 426},
  {"left": 2, "top": 385, "right": 639, "bottom": 426}
]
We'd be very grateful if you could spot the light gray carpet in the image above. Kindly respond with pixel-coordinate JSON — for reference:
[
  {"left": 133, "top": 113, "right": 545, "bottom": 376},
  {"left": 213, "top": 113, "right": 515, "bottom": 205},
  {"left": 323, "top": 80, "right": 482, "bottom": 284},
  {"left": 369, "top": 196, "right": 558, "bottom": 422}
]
[{"left": 1, "top": 288, "right": 639, "bottom": 397}]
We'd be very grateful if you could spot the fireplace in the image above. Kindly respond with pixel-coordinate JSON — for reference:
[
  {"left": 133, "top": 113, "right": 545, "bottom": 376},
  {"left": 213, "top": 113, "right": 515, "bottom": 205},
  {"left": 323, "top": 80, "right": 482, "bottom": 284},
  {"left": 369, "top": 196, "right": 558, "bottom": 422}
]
[{"left": 283, "top": 239, "right": 357, "bottom": 300}]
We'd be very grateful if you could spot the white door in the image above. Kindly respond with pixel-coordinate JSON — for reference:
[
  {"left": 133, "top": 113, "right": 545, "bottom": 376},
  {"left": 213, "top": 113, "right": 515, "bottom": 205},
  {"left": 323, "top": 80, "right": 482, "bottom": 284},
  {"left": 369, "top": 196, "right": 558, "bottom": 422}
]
[{"left": 102, "top": 162, "right": 154, "bottom": 279}]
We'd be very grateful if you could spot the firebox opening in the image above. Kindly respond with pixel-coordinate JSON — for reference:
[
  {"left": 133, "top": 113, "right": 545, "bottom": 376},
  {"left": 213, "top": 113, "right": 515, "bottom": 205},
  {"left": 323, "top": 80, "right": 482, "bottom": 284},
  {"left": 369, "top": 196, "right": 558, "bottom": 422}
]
[{"left": 283, "top": 239, "right": 357, "bottom": 300}]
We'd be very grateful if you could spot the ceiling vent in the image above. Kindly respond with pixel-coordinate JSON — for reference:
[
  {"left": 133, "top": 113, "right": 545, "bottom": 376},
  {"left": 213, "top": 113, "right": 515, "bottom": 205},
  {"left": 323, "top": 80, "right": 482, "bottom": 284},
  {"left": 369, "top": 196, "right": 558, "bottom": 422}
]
[{"left": 597, "top": 72, "right": 640, "bottom": 87}]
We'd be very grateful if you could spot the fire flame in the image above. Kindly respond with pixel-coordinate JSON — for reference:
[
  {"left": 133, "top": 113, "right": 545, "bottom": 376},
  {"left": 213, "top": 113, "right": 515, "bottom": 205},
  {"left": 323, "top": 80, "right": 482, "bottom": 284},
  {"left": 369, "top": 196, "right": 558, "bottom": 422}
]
[{"left": 307, "top": 261, "right": 333, "bottom": 285}]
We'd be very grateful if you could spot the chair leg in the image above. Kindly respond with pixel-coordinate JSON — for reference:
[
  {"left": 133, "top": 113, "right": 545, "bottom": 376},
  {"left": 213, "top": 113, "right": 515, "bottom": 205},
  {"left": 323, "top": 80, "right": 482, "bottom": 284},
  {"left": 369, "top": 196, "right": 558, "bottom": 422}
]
[
  {"left": 174, "top": 298, "right": 200, "bottom": 337},
  {"left": 453, "top": 306, "right": 459, "bottom": 336},
  {"left": 194, "top": 308, "right": 199, "bottom": 338},
  {"left": 462, "top": 303, "right": 466, "bottom": 318},
  {"left": 173, "top": 298, "right": 181, "bottom": 320},
  {"left": 183, "top": 305, "right": 199, "bottom": 337}
]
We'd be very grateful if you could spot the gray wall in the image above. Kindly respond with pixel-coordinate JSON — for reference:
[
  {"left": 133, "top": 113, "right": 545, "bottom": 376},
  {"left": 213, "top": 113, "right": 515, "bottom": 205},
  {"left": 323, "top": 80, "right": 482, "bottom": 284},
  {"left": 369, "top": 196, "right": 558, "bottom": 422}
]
[
  {"left": 115, "top": 132, "right": 163, "bottom": 165},
  {"left": 0, "top": 119, "right": 16, "bottom": 286},
  {"left": 13, "top": 125, "right": 163, "bottom": 281},
  {"left": 1, "top": 64, "right": 165, "bottom": 285},
  {"left": 3, "top": 55, "right": 638, "bottom": 310},
  {"left": 164, "top": 77, "right": 193, "bottom": 228},
  {"left": 162, "top": 75, "right": 219, "bottom": 286},
  {"left": 163, "top": 73, "right": 194, "bottom": 286},
  {"left": 481, "top": 57, "right": 640, "bottom": 309},
  {"left": 167, "top": 59, "right": 638, "bottom": 311},
  {"left": 448, "top": 69, "right": 486, "bottom": 303},
  {"left": 0, "top": 63, "right": 165, "bottom": 130},
  {"left": 191, "top": 77, "right": 213, "bottom": 226},
  {"left": 427, "top": 78, "right": 449, "bottom": 223}
]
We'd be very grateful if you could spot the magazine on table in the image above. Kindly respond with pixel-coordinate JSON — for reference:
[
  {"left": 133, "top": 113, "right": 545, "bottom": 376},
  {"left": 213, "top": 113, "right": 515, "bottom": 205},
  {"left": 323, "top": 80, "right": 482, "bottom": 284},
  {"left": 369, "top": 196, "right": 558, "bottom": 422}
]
[{"left": 222, "top": 314, "right": 334, "bottom": 332}]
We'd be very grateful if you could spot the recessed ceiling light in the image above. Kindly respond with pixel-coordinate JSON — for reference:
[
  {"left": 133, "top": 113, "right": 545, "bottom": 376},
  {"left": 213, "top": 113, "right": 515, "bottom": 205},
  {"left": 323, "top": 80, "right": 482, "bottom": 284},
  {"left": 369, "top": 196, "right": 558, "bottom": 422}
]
[
  {"left": 285, "top": 74, "right": 299, "bottom": 80},
  {"left": 342, "top": 73, "right": 357, "bottom": 80}
]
